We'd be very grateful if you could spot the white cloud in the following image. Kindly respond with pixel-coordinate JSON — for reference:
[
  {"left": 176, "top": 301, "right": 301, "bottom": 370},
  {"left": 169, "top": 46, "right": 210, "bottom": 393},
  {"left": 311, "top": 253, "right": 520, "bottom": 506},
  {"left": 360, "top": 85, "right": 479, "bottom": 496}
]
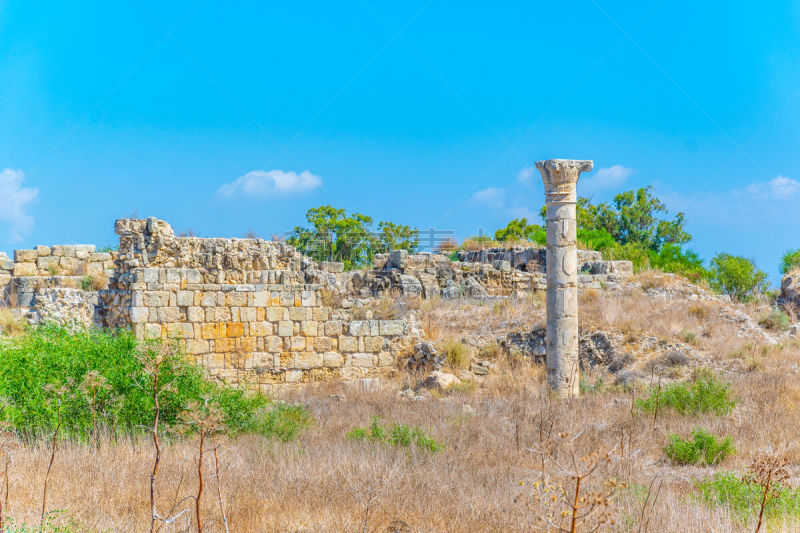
[
  {"left": 469, "top": 187, "right": 506, "bottom": 208},
  {"left": 581, "top": 165, "right": 634, "bottom": 193},
  {"left": 218, "top": 169, "right": 322, "bottom": 198},
  {"left": 742, "top": 175, "right": 800, "bottom": 200},
  {"left": 0, "top": 168, "right": 37, "bottom": 242},
  {"left": 517, "top": 165, "right": 535, "bottom": 184}
]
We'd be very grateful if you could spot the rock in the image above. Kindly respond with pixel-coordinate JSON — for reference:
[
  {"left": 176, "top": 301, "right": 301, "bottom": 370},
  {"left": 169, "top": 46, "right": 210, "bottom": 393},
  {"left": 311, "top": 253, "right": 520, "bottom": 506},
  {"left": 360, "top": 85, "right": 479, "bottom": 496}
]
[
  {"left": 608, "top": 353, "right": 633, "bottom": 373},
  {"left": 329, "top": 393, "right": 346, "bottom": 402},
  {"left": 614, "top": 369, "right": 644, "bottom": 388},
  {"left": 791, "top": 323, "right": 800, "bottom": 336},
  {"left": 421, "top": 371, "right": 460, "bottom": 390},
  {"left": 664, "top": 350, "right": 690, "bottom": 366},
  {"left": 397, "top": 387, "right": 416, "bottom": 400},
  {"left": 463, "top": 277, "right": 488, "bottom": 298},
  {"left": 470, "top": 363, "right": 488, "bottom": 376},
  {"left": 780, "top": 271, "right": 800, "bottom": 314}
]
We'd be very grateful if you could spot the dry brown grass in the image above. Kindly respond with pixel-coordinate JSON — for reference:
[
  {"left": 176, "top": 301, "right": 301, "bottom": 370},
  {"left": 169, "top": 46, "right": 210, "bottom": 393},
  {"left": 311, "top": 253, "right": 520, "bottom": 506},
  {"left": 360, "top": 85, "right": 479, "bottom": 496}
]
[
  {"left": 0, "top": 366, "right": 798, "bottom": 532},
  {"left": 0, "top": 309, "right": 26, "bottom": 337}
]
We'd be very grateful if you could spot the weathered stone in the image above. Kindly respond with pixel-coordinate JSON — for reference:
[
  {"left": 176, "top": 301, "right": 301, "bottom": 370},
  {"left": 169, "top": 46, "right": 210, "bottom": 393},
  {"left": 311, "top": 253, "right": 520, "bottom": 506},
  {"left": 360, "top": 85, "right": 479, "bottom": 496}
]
[
  {"left": 13, "top": 263, "right": 37, "bottom": 277},
  {"left": 14, "top": 249, "right": 37, "bottom": 262},
  {"left": 536, "top": 158, "right": 593, "bottom": 398},
  {"left": 421, "top": 371, "right": 460, "bottom": 390}
]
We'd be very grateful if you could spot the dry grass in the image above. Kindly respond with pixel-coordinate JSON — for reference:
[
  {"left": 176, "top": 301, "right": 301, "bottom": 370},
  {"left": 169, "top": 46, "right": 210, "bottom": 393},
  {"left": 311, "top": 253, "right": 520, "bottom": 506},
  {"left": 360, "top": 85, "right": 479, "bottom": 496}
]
[
  {"left": 1, "top": 367, "right": 799, "bottom": 532},
  {"left": 0, "top": 308, "right": 26, "bottom": 337}
]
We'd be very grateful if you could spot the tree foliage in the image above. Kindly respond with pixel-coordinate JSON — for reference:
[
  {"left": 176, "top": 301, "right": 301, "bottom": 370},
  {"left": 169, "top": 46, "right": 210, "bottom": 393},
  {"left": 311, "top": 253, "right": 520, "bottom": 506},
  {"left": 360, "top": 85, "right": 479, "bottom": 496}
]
[
  {"left": 287, "top": 205, "right": 418, "bottom": 269},
  {"left": 709, "top": 253, "right": 768, "bottom": 301},
  {"left": 780, "top": 249, "right": 800, "bottom": 275}
]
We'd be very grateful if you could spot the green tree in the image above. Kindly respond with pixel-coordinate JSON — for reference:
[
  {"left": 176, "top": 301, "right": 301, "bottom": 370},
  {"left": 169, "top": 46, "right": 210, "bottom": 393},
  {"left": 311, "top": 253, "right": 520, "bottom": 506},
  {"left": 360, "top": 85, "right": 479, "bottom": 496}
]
[
  {"left": 709, "top": 253, "right": 768, "bottom": 301},
  {"left": 288, "top": 206, "right": 419, "bottom": 269},
  {"left": 494, "top": 218, "right": 545, "bottom": 244},
  {"left": 780, "top": 249, "right": 800, "bottom": 274},
  {"left": 375, "top": 221, "right": 419, "bottom": 254}
]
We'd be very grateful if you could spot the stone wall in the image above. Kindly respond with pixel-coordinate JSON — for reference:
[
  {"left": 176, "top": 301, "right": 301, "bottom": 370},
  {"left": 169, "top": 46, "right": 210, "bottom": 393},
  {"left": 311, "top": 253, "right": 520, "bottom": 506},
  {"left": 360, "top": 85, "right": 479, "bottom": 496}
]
[
  {"left": 0, "top": 218, "right": 634, "bottom": 386},
  {"left": 97, "top": 218, "right": 411, "bottom": 385}
]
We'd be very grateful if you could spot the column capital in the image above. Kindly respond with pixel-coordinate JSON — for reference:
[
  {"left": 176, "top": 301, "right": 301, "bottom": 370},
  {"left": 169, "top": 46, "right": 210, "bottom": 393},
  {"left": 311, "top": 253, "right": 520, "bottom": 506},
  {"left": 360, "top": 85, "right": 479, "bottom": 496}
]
[{"left": 536, "top": 159, "right": 593, "bottom": 202}]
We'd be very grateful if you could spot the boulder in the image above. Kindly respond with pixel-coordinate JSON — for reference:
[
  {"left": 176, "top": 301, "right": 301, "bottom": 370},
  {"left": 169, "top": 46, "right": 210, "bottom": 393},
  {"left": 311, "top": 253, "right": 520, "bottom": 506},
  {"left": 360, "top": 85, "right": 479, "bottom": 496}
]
[
  {"left": 779, "top": 271, "right": 800, "bottom": 314},
  {"left": 421, "top": 371, "right": 460, "bottom": 390}
]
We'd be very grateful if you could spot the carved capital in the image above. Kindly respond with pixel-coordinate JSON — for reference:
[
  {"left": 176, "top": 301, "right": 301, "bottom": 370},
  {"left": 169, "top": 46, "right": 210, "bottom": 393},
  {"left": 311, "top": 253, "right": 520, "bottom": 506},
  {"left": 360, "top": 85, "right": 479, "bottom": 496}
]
[{"left": 536, "top": 159, "right": 593, "bottom": 202}]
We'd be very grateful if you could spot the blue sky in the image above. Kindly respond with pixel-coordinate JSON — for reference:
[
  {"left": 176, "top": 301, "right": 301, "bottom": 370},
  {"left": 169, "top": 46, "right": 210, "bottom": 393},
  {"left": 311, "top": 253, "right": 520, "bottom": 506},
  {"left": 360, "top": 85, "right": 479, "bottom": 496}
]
[{"left": 1, "top": 1, "right": 799, "bottom": 283}]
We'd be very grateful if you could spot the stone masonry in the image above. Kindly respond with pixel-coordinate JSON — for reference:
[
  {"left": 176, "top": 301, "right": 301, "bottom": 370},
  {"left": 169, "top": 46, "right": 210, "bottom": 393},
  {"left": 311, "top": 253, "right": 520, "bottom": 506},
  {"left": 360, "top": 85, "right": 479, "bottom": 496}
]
[{"left": 1, "top": 216, "right": 633, "bottom": 387}]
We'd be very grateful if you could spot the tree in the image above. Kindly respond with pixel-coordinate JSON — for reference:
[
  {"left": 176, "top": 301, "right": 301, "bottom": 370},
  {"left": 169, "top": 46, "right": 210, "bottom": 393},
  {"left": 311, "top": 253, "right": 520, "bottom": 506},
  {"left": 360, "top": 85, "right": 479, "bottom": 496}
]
[
  {"left": 494, "top": 218, "right": 545, "bottom": 244},
  {"left": 709, "top": 253, "right": 768, "bottom": 302},
  {"left": 375, "top": 221, "right": 419, "bottom": 254},
  {"left": 288, "top": 206, "right": 419, "bottom": 269},
  {"left": 780, "top": 249, "right": 800, "bottom": 274}
]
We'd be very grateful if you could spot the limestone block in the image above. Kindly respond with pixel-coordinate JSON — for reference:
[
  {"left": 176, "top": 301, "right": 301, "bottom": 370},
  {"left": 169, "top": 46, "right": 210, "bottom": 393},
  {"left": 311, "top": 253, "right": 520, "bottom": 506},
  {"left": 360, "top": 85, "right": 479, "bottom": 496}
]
[
  {"left": 201, "top": 292, "right": 217, "bottom": 307},
  {"left": 166, "top": 323, "right": 194, "bottom": 339},
  {"left": 288, "top": 307, "right": 308, "bottom": 321},
  {"left": 214, "top": 307, "right": 232, "bottom": 322},
  {"left": 226, "top": 322, "right": 244, "bottom": 337},
  {"left": 58, "top": 256, "right": 81, "bottom": 274},
  {"left": 74, "top": 245, "right": 95, "bottom": 254},
  {"left": 349, "top": 321, "right": 370, "bottom": 336},
  {"left": 50, "top": 245, "right": 76, "bottom": 258},
  {"left": 285, "top": 370, "right": 303, "bottom": 383},
  {"left": 325, "top": 321, "right": 343, "bottom": 336},
  {"left": 240, "top": 307, "right": 257, "bottom": 322},
  {"left": 75, "top": 249, "right": 90, "bottom": 260},
  {"left": 265, "top": 336, "right": 283, "bottom": 352},
  {"left": 301, "top": 320, "right": 318, "bottom": 336},
  {"left": 266, "top": 307, "right": 283, "bottom": 322},
  {"left": 89, "top": 252, "right": 111, "bottom": 262},
  {"left": 165, "top": 269, "right": 181, "bottom": 283},
  {"left": 363, "top": 336, "right": 385, "bottom": 352},
  {"left": 277, "top": 320, "right": 293, "bottom": 337},
  {"left": 323, "top": 352, "right": 344, "bottom": 367},
  {"left": 144, "top": 323, "right": 162, "bottom": 339},
  {"left": 313, "top": 336, "right": 332, "bottom": 352},
  {"left": 240, "top": 337, "right": 256, "bottom": 352},
  {"left": 226, "top": 291, "right": 248, "bottom": 306},
  {"left": 379, "top": 320, "right": 405, "bottom": 336},
  {"left": 215, "top": 338, "right": 236, "bottom": 353},
  {"left": 253, "top": 291, "right": 268, "bottom": 307},
  {"left": 339, "top": 336, "right": 358, "bottom": 352},
  {"left": 185, "top": 269, "right": 202, "bottom": 284},
  {"left": 290, "top": 336, "right": 306, "bottom": 351},
  {"left": 13, "top": 263, "right": 37, "bottom": 276},
  {"left": 319, "top": 261, "right": 344, "bottom": 273},
  {"left": 187, "top": 307, "right": 204, "bottom": 322},
  {"left": 249, "top": 321, "right": 271, "bottom": 337},
  {"left": 294, "top": 352, "right": 320, "bottom": 369},
  {"left": 0, "top": 272, "right": 10, "bottom": 286},
  {"left": 350, "top": 353, "right": 374, "bottom": 368},
  {"left": 37, "top": 256, "right": 59, "bottom": 271},
  {"left": 36, "top": 245, "right": 51, "bottom": 256},
  {"left": 177, "top": 291, "right": 195, "bottom": 307},
  {"left": 185, "top": 339, "right": 209, "bottom": 355},
  {"left": 14, "top": 249, "right": 37, "bottom": 262},
  {"left": 201, "top": 323, "right": 225, "bottom": 340},
  {"left": 130, "top": 307, "right": 148, "bottom": 323},
  {"left": 0, "top": 255, "right": 12, "bottom": 271},
  {"left": 301, "top": 290, "right": 315, "bottom": 307},
  {"left": 143, "top": 291, "right": 169, "bottom": 307},
  {"left": 312, "top": 307, "right": 329, "bottom": 321},
  {"left": 84, "top": 262, "right": 104, "bottom": 277},
  {"left": 157, "top": 307, "right": 180, "bottom": 323}
]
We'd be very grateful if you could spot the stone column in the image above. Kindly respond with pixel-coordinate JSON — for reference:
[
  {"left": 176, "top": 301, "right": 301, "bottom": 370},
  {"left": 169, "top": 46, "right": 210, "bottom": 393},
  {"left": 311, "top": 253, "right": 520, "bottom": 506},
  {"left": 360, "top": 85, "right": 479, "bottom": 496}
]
[{"left": 535, "top": 159, "right": 593, "bottom": 397}]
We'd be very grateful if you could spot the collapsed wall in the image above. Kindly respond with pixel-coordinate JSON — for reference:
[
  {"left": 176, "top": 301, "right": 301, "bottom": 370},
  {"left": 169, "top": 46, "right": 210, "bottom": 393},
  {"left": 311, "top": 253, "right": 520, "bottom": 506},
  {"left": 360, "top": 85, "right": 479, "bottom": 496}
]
[{"left": 1, "top": 217, "right": 634, "bottom": 386}]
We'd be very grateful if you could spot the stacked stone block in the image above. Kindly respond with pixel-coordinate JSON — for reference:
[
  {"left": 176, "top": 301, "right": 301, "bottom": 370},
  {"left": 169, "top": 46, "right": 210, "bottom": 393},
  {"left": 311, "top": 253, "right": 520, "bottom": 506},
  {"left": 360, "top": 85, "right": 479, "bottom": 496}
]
[{"left": 121, "top": 266, "right": 407, "bottom": 384}]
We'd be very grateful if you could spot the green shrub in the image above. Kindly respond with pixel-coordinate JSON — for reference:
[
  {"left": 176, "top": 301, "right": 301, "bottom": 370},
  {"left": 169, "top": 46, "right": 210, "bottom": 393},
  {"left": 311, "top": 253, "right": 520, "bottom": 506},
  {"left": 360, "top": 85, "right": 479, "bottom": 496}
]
[
  {"left": 347, "top": 416, "right": 443, "bottom": 452},
  {"left": 697, "top": 472, "right": 800, "bottom": 521},
  {"left": 781, "top": 249, "right": 800, "bottom": 274},
  {"left": 759, "top": 308, "right": 791, "bottom": 331},
  {"left": 709, "top": 253, "right": 768, "bottom": 302},
  {"left": 0, "top": 326, "right": 311, "bottom": 441},
  {"left": 635, "top": 374, "right": 736, "bottom": 416},
  {"left": 80, "top": 276, "right": 93, "bottom": 291},
  {"left": 664, "top": 428, "right": 734, "bottom": 465}
]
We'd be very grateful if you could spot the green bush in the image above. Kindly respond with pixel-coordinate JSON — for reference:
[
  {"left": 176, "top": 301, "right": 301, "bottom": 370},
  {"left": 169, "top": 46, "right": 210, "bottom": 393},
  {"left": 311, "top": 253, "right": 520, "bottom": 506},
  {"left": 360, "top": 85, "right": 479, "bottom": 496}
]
[
  {"left": 758, "top": 308, "right": 791, "bottom": 332},
  {"left": 635, "top": 374, "right": 736, "bottom": 416},
  {"left": 664, "top": 428, "right": 734, "bottom": 465},
  {"left": 781, "top": 249, "right": 800, "bottom": 274},
  {"left": 709, "top": 253, "right": 768, "bottom": 302},
  {"left": 697, "top": 472, "right": 800, "bottom": 521},
  {"left": 0, "top": 326, "right": 311, "bottom": 441},
  {"left": 347, "top": 416, "right": 443, "bottom": 452}
]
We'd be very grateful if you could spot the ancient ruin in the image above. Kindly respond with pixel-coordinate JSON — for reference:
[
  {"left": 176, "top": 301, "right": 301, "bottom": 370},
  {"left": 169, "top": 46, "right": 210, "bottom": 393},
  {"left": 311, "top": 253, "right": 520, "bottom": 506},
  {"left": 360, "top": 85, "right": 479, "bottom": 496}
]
[
  {"left": 537, "top": 159, "right": 594, "bottom": 397},
  {"left": 0, "top": 215, "right": 633, "bottom": 388}
]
